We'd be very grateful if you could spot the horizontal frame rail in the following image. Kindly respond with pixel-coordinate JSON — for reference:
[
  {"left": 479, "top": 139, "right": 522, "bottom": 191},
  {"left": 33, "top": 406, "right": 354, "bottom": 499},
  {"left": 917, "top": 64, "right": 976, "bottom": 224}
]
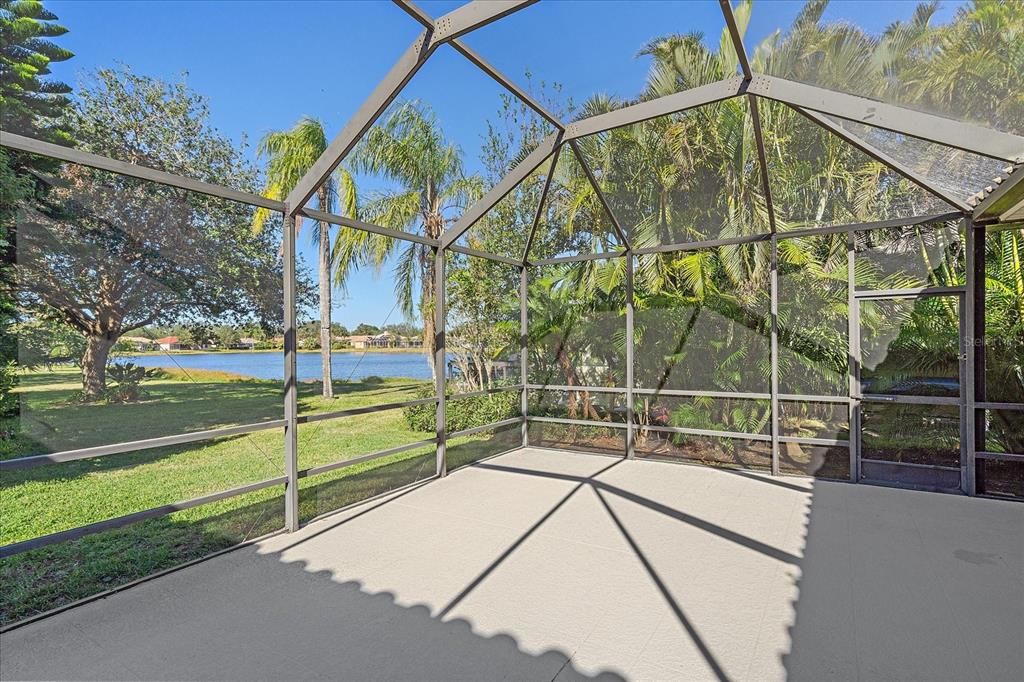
[
  {"left": 298, "top": 438, "right": 437, "bottom": 478},
  {"left": 776, "top": 212, "right": 963, "bottom": 240},
  {"left": 634, "top": 388, "right": 771, "bottom": 400},
  {"left": 300, "top": 207, "right": 438, "bottom": 247},
  {"left": 777, "top": 394, "right": 851, "bottom": 404},
  {"left": 633, "top": 233, "right": 772, "bottom": 255},
  {"left": 975, "top": 451, "right": 1024, "bottom": 462},
  {"left": 448, "top": 385, "right": 523, "bottom": 400},
  {"left": 0, "top": 476, "right": 288, "bottom": 559},
  {"left": 563, "top": 77, "right": 745, "bottom": 140},
  {"left": 0, "top": 131, "right": 286, "bottom": 212},
  {"left": 859, "top": 394, "right": 962, "bottom": 406},
  {"left": 527, "top": 384, "right": 626, "bottom": 394},
  {"left": 529, "top": 251, "right": 627, "bottom": 266},
  {"left": 447, "top": 244, "right": 523, "bottom": 266},
  {"left": 976, "top": 402, "right": 1024, "bottom": 411},
  {"left": 778, "top": 436, "right": 850, "bottom": 447},
  {"left": 526, "top": 415, "right": 628, "bottom": 429},
  {"left": 0, "top": 420, "right": 288, "bottom": 471},
  {"left": 449, "top": 417, "right": 524, "bottom": 439},
  {"left": 631, "top": 209, "right": 961, "bottom": 253},
  {"left": 854, "top": 286, "right": 965, "bottom": 299},
  {"left": 639, "top": 424, "right": 773, "bottom": 442},
  {"left": 296, "top": 397, "right": 437, "bottom": 425},
  {"left": 861, "top": 458, "right": 960, "bottom": 472}
]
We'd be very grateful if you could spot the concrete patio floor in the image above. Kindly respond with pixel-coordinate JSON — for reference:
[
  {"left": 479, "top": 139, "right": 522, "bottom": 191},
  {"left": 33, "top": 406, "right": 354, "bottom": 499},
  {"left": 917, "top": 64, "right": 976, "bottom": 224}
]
[{"left": 2, "top": 448, "right": 1022, "bottom": 681}]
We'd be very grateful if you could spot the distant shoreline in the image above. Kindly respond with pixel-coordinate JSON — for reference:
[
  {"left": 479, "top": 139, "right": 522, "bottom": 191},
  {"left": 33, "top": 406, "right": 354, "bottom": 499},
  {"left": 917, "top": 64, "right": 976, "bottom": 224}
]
[{"left": 123, "top": 348, "right": 428, "bottom": 356}]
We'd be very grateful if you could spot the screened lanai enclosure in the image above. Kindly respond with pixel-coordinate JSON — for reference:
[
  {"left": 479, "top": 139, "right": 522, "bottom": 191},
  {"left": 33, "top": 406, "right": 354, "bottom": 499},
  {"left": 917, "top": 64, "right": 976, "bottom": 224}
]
[{"left": 2, "top": 0, "right": 1023, "bottom": 679}]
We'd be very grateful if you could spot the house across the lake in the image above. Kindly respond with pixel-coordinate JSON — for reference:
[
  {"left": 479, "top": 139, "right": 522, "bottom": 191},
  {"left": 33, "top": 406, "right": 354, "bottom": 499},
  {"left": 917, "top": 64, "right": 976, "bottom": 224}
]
[
  {"left": 154, "top": 336, "right": 183, "bottom": 351},
  {"left": 119, "top": 336, "right": 158, "bottom": 351},
  {"left": 348, "top": 332, "right": 423, "bottom": 349}
]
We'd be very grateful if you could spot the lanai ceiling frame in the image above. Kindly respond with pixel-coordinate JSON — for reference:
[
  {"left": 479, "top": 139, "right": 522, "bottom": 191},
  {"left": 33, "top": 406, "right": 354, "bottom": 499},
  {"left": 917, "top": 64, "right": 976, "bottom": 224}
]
[{"left": 277, "top": 0, "right": 1023, "bottom": 500}]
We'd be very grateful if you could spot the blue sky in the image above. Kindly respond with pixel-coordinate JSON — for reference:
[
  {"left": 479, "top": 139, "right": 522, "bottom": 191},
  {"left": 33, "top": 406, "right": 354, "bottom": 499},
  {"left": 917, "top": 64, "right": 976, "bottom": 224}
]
[{"left": 47, "top": 0, "right": 962, "bottom": 329}]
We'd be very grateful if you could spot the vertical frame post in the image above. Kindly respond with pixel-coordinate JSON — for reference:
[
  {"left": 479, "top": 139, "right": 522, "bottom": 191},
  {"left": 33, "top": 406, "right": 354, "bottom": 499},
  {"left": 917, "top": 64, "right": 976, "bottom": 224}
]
[
  {"left": 847, "top": 230, "right": 861, "bottom": 482},
  {"left": 750, "top": 95, "right": 780, "bottom": 476},
  {"left": 434, "top": 247, "right": 447, "bottom": 477},
  {"left": 769, "top": 236, "right": 780, "bottom": 476},
  {"left": 520, "top": 264, "right": 529, "bottom": 447},
  {"left": 965, "top": 217, "right": 983, "bottom": 495},
  {"left": 283, "top": 210, "right": 300, "bottom": 531},
  {"left": 625, "top": 252, "right": 636, "bottom": 459}
]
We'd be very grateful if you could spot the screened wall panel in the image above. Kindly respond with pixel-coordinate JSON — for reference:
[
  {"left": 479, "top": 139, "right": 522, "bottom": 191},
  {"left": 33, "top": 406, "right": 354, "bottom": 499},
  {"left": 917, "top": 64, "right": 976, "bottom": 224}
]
[
  {"left": 526, "top": 421, "right": 625, "bottom": 457},
  {"left": 747, "top": 0, "right": 1023, "bottom": 136},
  {"left": 854, "top": 222, "right": 965, "bottom": 290},
  {"left": 527, "top": 261, "right": 626, "bottom": 387},
  {"left": 575, "top": 98, "right": 770, "bottom": 247},
  {"left": 307, "top": 227, "right": 434, "bottom": 414},
  {"left": 778, "top": 401, "right": 849, "bottom": 441},
  {"left": 14, "top": 156, "right": 285, "bottom": 457},
  {"left": 858, "top": 296, "right": 961, "bottom": 398},
  {"left": 445, "top": 253, "right": 520, "bottom": 392},
  {"left": 0, "top": 485, "right": 285, "bottom": 626},
  {"left": 779, "top": 443, "right": 850, "bottom": 480},
  {"left": 977, "top": 459, "right": 1024, "bottom": 500},
  {"left": 527, "top": 147, "right": 623, "bottom": 260},
  {"left": 860, "top": 403, "right": 960, "bottom": 469},
  {"left": 982, "top": 409, "right": 1024, "bottom": 458},
  {"left": 445, "top": 392, "right": 519, "bottom": 434},
  {"left": 633, "top": 433, "right": 771, "bottom": 472},
  {"left": 984, "top": 228, "right": 1024, "bottom": 404},
  {"left": 759, "top": 100, "right": 952, "bottom": 231},
  {"left": 447, "top": 421, "right": 522, "bottom": 471},
  {"left": 777, "top": 234, "right": 849, "bottom": 396},
  {"left": 1, "top": 432, "right": 283, "bottom": 546},
  {"left": 528, "top": 389, "right": 627, "bottom": 424},
  {"left": 634, "top": 394, "right": 770, "bottom": 436},
  {"left": 633, "top": 248, "right": 770, "bottom": 393},
  {"left": 297, "top": 444, "right": 436, "bottom": 524},
  {"left": 296, "top": 410, "right": 432, "bottom": 472}
]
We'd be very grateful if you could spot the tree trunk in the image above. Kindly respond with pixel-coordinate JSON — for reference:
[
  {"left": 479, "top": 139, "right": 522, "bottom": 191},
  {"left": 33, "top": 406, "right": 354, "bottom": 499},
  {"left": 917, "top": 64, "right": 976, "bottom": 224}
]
[
  {"left": 81, "top": 334, "right": 116, "bottom": 401},
  {"left": 422, "top": 245, "right": 438, "bottom": 385},
  {"left": 318, "top": 214, "right": 334, "bottom": 399}
]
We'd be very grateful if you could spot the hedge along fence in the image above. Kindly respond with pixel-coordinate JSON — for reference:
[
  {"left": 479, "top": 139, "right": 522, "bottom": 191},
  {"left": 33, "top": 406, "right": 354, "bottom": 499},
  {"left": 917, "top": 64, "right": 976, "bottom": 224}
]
[{"left": 403, "top": 387, "right": 520, "bottom": 433}]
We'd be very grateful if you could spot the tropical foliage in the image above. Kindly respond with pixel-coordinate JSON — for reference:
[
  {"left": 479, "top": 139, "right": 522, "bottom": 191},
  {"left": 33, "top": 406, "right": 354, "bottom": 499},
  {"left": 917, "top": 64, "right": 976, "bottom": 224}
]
[
  {"left": 333, "top": 101, "right": 484, "bottom": 383},
  {"left": 255, "top": 117, "right": 357, "bottom": 398}
]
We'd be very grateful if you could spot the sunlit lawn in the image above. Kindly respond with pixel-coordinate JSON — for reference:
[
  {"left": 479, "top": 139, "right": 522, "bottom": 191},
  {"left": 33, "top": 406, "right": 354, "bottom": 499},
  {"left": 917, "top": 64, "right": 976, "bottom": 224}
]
[{"left": 0, "top": 366, "right": 519, "bottom": 624}]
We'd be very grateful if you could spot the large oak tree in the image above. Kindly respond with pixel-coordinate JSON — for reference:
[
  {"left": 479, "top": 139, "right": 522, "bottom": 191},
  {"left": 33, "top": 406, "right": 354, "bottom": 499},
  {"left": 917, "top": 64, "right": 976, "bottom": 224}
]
[{"left": 17, "top": 67, "right": 288, "bottom": 399}]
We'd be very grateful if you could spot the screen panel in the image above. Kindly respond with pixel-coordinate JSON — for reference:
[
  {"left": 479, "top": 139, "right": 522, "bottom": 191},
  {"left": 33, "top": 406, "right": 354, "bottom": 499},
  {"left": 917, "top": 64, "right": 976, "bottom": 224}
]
[
  {"left": 527, "top": 260, "right": 626, "bottom": 387},
  {"left": 634, "top": 433, "right": 771, "bottom": 472},
  {"left": 634, "top": 247, "right": 770, "bottom": 393}
]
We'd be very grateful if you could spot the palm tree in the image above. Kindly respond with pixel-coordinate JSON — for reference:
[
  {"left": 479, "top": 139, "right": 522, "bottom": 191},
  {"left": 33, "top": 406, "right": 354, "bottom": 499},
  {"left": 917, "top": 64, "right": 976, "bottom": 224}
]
[
  {"left": 254, "top": 117, "right": 357, "bottom": 399},
  {"left": 333, "top": 101, "right": 482, "bottom": 382}
]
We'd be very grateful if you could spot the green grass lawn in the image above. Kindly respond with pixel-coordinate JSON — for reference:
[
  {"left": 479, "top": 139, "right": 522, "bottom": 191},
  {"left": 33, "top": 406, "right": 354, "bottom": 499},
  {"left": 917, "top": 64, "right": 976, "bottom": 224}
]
[{"left": 0, "top": 366, "right": 520, "bottom": 625}]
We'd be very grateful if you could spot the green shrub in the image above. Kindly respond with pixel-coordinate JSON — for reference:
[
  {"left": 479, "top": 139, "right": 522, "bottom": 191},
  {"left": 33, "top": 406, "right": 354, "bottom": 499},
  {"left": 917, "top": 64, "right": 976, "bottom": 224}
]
[{"left": 402, "top": 386, "right": 519, "bottom": 433}]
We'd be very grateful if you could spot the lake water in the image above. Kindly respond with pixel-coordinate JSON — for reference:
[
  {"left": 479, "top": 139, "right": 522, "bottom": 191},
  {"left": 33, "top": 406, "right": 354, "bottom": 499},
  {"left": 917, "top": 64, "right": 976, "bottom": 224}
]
[{"left": 123, "top": 351, "right": 432, "bottom": 382}]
